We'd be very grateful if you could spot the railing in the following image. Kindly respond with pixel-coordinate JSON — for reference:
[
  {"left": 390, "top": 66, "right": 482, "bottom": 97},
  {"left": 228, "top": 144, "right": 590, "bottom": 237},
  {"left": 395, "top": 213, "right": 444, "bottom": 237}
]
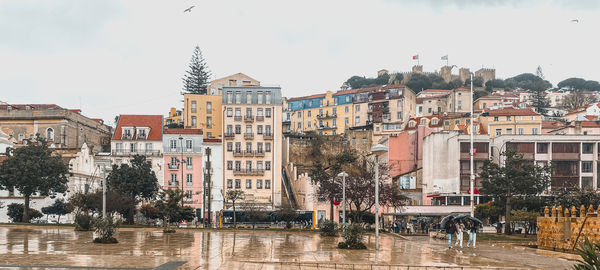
[
  {"left": 121, "top": 134, "right": 133, "bottom": 140},
  {"left": 244, "top": 133, "right": 254, "bottom": 139},
  {"left": 168, "top": 181, "right": 179, "bottom": 187},
  {"left": 244, "top": 115, "right": 254, "bottom": 122},
  {"left": 233, "top": 169, "right": 265, "bottom": 175},
  {"left": 255, "top": 150, "right": 265, "bottom": 157},
  {"left": 167, "top": 163, "right": 178, "bottom": 170},
  {"left": 244, "top": 150, "right": 254, "bottom": 157},
  {"left": 317, "top": 125, "right": 335, "bottom": 130},
  {"left": 137, "top": 134, "right": 148, "bottom": 140},
  {"left": 224, "top": 132, "right": 235, "bottom": 139},
  {"left": 282, "top": 118, "right": 291, "bottom": 124},
  {"left": 234, "top": 116, "right": 242, "bottom": 121},
  {"left": 233, "top": 151, "right": 243, "bottom": 157},
  {"left": 263, "top": 133, "right": 273, "bottom": 139},
  {"left": 256, "top": 116, "right": 264, "bottom": 122},
  {"left": 111, "top": 150, "right": 161, "bottom": 156},
  {"left": 317, "top": 113, "right": 337, "bottom": 119}
]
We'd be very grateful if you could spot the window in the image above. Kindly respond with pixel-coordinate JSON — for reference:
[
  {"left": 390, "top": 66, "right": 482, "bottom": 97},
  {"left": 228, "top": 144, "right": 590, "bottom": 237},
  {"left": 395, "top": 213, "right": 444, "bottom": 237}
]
[
  {"left": 355, "top": 105, "right": 360, "bottom": 112},
  {"left": 308, "top": 122, "right": 312, "bottom": 128},
  {"left": 319, "top": 108, "right": 323, "bottom": 115},
  {"left": 408, "top": 121, "right": 415, "bottom": 127},
  {"left": 265, "top": 91, "right": 271, "bottom": 104},
  {"left": 332, "top": 119, "right": 337, "bottom": 127},
  {"left": 257, "top": 161, "right": 263, "bottom": 170},
  {"left": 246, "top": 161, "right": 252, "bottom": 170},
  {"left": 227, "top": 92, "right": 233, "bottom": 103},
  {"left": 235, "top": 108, "right": 242, "bottom": 117},
  {"left": 532, "top": 128, "right": 538, "bottom": 135},
  {"left": 298, "top": 123, "right": 302, "bottom": 129},
  {"left": 235, "top": 125, "right": 241, "bottom": 134},
  {"left": 206, "top": 102, "right": 212, "bottom": 113},
  {"left": 235, "top": 161, "right": 241, "bottom": 171},
  {"left": 235, "top": 142, "right": 241, "bottom": 152},
  {"left": 186, "top": 190, "right": 192, "bottom": 199},
  {"left": 170, "top": 140, "right": 177, "bottom": 150},
  {"left": 420, "top": 119, "right": 427, "bottom": 125},
  {"left": 532, "top": 116, "right": 536, "bottom": 120},
  {"left": 191, "top": 116, "right": 197, "bottom": 127},
  {"left": 355, "top": 116, "right": 360, "bottom": 124},
  {"left": 266, "top": 142, "right": 271, "bottom": 152},
  {"left": 537, "top": 143, "right": 549, "bottom": 153},
  {"left": 427, "top": 108, "right": 432, "bottom": 114},
  {"left": 235, "top": 91, "right": 241, "bottom": 104},
  {"left": 583, "top": 143, "right": 594, "bottom": 154},
  {"left": 227, "top": 161, "right": 233, "bottom": 170},
  {"left": 518, "top": 128, "right": 524, "bottom": 135},
  {"left": 186, "top": 140, "right": 193, "bottom": 150},
  {"left": 397, "top": 112, "right": 402, "bottom": 120},
  {"left": 257, "top": 142, "right": 263, "bottom": 153},
  {"left": 362, "top": 138, "right": 367, "bottom": 144},
  {"left": 235, "top": 179, "right": 241, "bottom": 189},
  {"left": 345, "top": 117, "right": 349, "bottom": 125},
  {"left": 308, "top": 110, "right": 312, "bottom": 117},
  {"left": 227, "top": 179, "right": 233, "bottom": 188},
  {"left": 432, "top": 119, "right": 438, "bottom": 125},
  {"left": 582, "top": 177, "right": 593, "bottom": 189},
  {"left": 227, "top": 125, "right": 233, "bottom": 135},
  {"left": 493, "top": 116, "right": 499, "bottom": 121},
  {"left": 207, "top": 116, "right": 212, "bottom": 128},
  {"left": 298, "top": 112, "right": 302, "bottom": 119},
  {"left": 506, "top": 128, "right": 513, "bottom": 135},
  {"left": 265, "top": 179, "right": 271, "bottom": 189},
  {"left": 345, "top": 106, "right": 349, "bottom": 113},
  {"left": 257, "top": 179, "right": 263, "bottom": 189},
  {"left": 246, "top": 179, "right": 252, "bottom": 189},
  {"left": 186, "top": 157, "right": 192, "bottom": 169},
  {"left": 191, "top": 101, "right": 197, "bottom": 113},
  {"left": 246, "top": 142, "right": 252, "bottom": 152},
  {"left": 46, "top": 128, "right": 54, "bottom": 142},
  {"left": 346, "top": 96, "right": 350, "bottom": 102},
  {"left": 170, "top": 173, "right": 177, "bottom": 186},
  {"left": 257, "top": 125, "right": 263, "bottom": 134},
  {"left": 457, "top": 100, "right": 462, "bottom": 110},
  {"left": 333, "top": 107, "right": 338, "bottom": 115},
  {"left": 227, "top": 108, "right": 233, "bottom": 117},
  {"left": 186, "top": 174, "right": 193, "bottom": 186},
  {"left": 170, "top": 156, "right": 177, "bottom": 166},
  {"left": 257, "top": 108, "right": 264, "bottom": 117},
  {"left": 495, "top": 129, "right": 501, "bottom": 136},
  {"left": 116, "top": 143, "right": 123, "bottom": 151},
  {"left": 266, "top": 108, "right": 271, "bottom": 117},
  {"left": 265, "top": 161, "right": 271, "bottom": 170},
  {"left": 227, "top": 142, "right": 233, "bottom": 151},
  {"left": 582, "top": 161, "right": 593, "bottom": 173},
  {"left": 506, "top": 116, "right": 511, "bottom": 121},
  {"left": 246, "top": 125, "right": 252, "bottom": 134},
  {"left": 257, "top": 92, "right": 263, "bottom": 104}
]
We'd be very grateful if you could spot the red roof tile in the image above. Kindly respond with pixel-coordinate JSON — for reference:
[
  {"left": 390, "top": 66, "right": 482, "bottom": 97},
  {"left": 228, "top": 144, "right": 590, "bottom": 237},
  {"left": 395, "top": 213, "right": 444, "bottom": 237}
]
[
  {"left": 113, "top": 115, "right": 163, "bottom": 140},
  {"left": 0, "top": 104, "right": 63, "bottom": 110},
  {"left": 287, "top": 93, "right": 326, "bottom": 102},
  {"left": 484, "top": 107, "right": 539, "bottom": 116},
  {"left": 163, "top": 127, "right": 203, "bottom": 135},
  {"left": 421, "top": 89, "right": 451, "bottom": 93},
  {"left": 203, "top": 138, "right": 222, "bottom": 143}
]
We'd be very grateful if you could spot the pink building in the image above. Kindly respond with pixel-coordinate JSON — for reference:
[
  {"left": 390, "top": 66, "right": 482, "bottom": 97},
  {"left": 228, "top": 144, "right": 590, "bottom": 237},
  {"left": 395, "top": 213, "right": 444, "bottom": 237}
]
[{"left": 162, "top": 128, "right": 204, "bottom": 211}]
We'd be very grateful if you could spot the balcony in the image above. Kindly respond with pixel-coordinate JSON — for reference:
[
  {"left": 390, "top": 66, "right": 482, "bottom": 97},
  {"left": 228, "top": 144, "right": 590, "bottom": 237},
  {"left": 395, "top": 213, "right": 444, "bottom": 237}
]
[
  {"left": 168, "top": 181, "right": 179, "bottom": 187},
  {"left": 244, "top": 133, "right": 254, "bottom": 139},
  {"left": 282, "top": 118, "right": 291, "bottom": 124},
  {"left": 317, "top": 113, "right": 337, "bottom": 119},
  {"left": 121, "top": 134, "right": 133, "bottom": 140},
  {"left": 317, "top": 125, "right": 336, "bottom": 130},
  {"left": 224, "top": 132, "right": 235, "bottom": 139},
  {"left": 234, "top": 116, "right": 242, "bottom": 122},
  {"left": 167, "top": 163, "right": 179, "bottom": 170},
  {"left": 137, "top": 134, "right": 148, "bottom": 140},
  {"left": 255, "top": 150, "right": 265, "bottom": 157},
  {"left": 233, "top": 150, "right": 243, "bottom": 157},
  {"left": 111, "top": 150, "right": 161, "bottom": 156},
  {"left": 263, "top": 133, "right": 273, "bottom": 140},
  {"left": 244, "top": 115, "right": 254, "bottom": 122},
  {"left": 233, "top": 169, "right": 265, "bottom": 176},
  {"left": 244, "top": 150, "right": 254, "bottom": 157},
  {"left": 256, "top": 116, "right": 264, "bottom": 122}
]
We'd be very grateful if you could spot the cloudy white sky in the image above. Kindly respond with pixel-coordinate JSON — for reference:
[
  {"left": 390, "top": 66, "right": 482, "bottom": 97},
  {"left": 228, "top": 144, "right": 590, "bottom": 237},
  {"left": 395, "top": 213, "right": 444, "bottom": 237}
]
[{"left": 1, "top": 0, "right": 598, "bottom": 125}]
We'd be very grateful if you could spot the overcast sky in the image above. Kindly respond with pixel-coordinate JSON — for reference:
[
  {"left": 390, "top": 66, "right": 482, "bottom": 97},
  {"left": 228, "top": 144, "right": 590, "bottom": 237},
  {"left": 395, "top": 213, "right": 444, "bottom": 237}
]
[{"left": 1, "top": 0, "right": 598, "bottom": 125}]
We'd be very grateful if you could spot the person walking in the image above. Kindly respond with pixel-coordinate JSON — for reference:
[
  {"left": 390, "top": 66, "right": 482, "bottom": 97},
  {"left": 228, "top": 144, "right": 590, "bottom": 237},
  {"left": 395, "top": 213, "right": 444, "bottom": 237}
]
[
  {"left": 444, "top": 217, "right": 456, "bottom": 249},
  {"left": 455, "top": 222, "right": 464, "bottom": 248},
  {"left": 466, "top": 221, "right": 477, "bottom": 248}
]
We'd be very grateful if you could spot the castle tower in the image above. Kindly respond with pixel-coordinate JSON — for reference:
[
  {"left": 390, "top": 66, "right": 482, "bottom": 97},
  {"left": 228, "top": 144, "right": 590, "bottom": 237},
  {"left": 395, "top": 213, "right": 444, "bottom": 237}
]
[
  {"left": 475, "top": 68, "right": 496, "bottom": 86},
  {"left": 412, "top": 65, "right": 423, "bottom": 74},
  {"left": 440, "top": 66, "right": 452, "bottom": 83},
  {"left": 459, "top": 68, "right": 470, "bottom": 83}
]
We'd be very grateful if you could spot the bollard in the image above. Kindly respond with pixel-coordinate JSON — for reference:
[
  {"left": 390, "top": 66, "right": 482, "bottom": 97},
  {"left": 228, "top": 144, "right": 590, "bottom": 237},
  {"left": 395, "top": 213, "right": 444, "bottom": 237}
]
[
  {"left": 544, "top": 206, "right": 549, "bottom": 217},
  {"left": 572, "top": 206, "right": 577, "bottom": 218},
  {"left": 552, "top": 206, "right": 557, "bottom": 217},
  {"left": 588, "top": 205, "right": 594, "bottom": 215},
  {"left": 581, "top": 205, "right": 586, "bottom": 217},
  {"left": 565, "top": 207, "right": 570, "bottom": 217},
  {"left": 558, "top": 206, "right": 563, "bottom": 217}
]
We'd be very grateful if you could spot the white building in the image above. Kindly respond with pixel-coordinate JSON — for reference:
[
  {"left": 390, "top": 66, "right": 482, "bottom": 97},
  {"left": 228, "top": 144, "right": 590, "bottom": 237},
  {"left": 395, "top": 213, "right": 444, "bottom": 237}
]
[{"left": 203, "top": 138, "right": 223, "bottom": 225}]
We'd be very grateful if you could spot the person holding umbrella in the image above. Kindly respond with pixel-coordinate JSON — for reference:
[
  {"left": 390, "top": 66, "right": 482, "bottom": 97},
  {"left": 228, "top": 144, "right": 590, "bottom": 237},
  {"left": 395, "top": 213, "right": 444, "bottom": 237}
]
[
  {"left": 466, "top": 220, "right": 477, "bottom": 248},
  {"left": 443, "top": 216, "right": 457, "bottom": 249}
]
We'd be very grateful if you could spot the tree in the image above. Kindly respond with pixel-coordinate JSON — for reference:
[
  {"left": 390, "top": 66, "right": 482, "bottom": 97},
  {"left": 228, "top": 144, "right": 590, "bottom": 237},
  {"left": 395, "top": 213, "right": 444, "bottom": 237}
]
[
  {"left": 7, "top": 203, "right": 43, "bottom": 222},
  {"left": 560, "top": 91, "right": 598, "bottom": 112},
  {"left": 485, "top": 79, "right": 506, "bottom": 91},
  {"left": 558, "top": 77, "right": 600, "bottom": 91},
  {"left": 464, "top": 76, "right": 483, "bottom": 88},
  {"left": 531, "top": 89, "right": 551, "bottom": 115},
  {"left": 106, "top": 155, "right": 158, "bottom": 224},
  {"left": 226, "top": 190, "right": 245, "bottom": 228},
  {"left": 242, "top": 202, "right": 267, "bottom": 229},
  {"left": 475, "top": 203, "right": 502, "bottom": 225},
  {"left": 405, "top": 73, "right": 432, "bottom": 93},
  {"left": 510, "top": 210, "right": 538, "bottom": 237},
  {"left": 390, "top": 73, "right": 404, "bottom": 85},
  {"left": 0, "top": 137, "right": 69, "bottom": 222},
  {"left": 41, "top": 199, "right": 71, "bottom": 224},
  {"left": 552, "top": 188, "right": 600, "bottom": 208},
  {"left": 152, "top": 188, "right": 193, "bottom": 230},
  {"left": 182, "top": 46, "right": 211, "bottom": 94},
  {"left": 480, "top": 150, "right": 551, "bottom": 235},
  {"left": 345, "top": 74, "right": 390, "bottom": 89},
  {"left": 275, "top": 204, "right": 299, "bottom": 229}
]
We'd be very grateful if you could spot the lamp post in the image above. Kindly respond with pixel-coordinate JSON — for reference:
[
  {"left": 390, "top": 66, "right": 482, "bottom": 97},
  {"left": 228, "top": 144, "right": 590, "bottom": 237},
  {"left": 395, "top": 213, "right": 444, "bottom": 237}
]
[
  {"left": 469, "top": 73, "right": 475, "bottom": 217},
  {"left": 204, "top": 147, "right": 213, "bottom": 228},
  {"left": 179, "top": 136, "right": 185, "bottom": 207},
  {"left": 337, "top": 171, "right": 348, "bottom": 230},
  {"left": 370, "top": 144, "right": 388, "bottom": 251}
]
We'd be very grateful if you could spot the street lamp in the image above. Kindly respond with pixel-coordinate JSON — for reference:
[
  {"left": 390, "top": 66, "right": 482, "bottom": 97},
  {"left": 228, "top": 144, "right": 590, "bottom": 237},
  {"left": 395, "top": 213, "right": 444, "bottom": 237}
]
[
  {"left": 203, "top": 147, "right": 213, "bottom": 228},
  {"left": 370, "top": 143, "right": 388, "bottom": 251},
  {"left": 469, "top": 73, "right": 475, "bottom": 218},
  {"left": 337, "top": 171, "right": 348, "bottom": 230}
]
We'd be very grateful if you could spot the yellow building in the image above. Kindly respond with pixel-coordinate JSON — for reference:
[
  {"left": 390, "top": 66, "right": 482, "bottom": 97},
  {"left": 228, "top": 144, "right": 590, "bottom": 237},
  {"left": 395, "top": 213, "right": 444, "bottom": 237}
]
[
  {"left": 183, "top": 94, "right": 222, "bottom": 139},
  {"left": 479, "top": 107, "right": 542, "bottom": 138},
  {"left": 163, "top": 107, "right": 183, "bottom": 126},
  {"left": 208, "top": 73, "right": 259, "bottom": 96}
]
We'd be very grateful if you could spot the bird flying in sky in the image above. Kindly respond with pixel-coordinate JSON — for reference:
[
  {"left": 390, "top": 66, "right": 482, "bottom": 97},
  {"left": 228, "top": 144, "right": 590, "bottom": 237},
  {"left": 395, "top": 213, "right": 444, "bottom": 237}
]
[
  {"left": 184, "top": 6, "right": 195, "bottom": 13},
  {"left": 571, "top": 19, "right": 579, "bottom": 23}
]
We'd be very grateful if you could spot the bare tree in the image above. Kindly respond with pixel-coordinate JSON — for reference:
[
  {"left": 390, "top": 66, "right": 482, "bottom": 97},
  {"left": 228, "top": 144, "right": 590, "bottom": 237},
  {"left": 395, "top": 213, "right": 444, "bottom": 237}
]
[
  {"left": 560, "top": 90, "right": 598, "bottom": 112},
  {"left": 226, "top": 190, "right": 245, "bottom": 229},
  {"left": 241, "top": 202, "right": 267, "bottom": 229}
]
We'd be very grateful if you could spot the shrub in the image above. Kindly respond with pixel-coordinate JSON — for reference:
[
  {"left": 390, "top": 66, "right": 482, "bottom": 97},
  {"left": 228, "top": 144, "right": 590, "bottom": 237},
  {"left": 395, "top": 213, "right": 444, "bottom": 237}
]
[
  {"left": 338, "top": 224, "right": 366, "bottom": 249},
  {"left": 573, "top": 237, "right": 600, "bottom": 270},
  {"left": 92, "top": 216, "right": 120, "bottom": 244},
  {"left": 319, "top": 220, "right": 338, "bottom": 236},
  {"left": 7, "top": 203, "right": 42, "bottom": 222},
  {"left": 74, "top": 214, "right": 93, "bottom": 231}
]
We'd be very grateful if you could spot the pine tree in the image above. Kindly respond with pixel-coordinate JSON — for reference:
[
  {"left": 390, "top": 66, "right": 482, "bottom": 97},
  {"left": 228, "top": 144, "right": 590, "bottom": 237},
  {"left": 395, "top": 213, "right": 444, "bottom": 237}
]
[
  {"left": 182, "top": 46, "right": 211, "bottom": 94},
  {"left": 531, "top": 66, "right": 551, "bottom": 115}
]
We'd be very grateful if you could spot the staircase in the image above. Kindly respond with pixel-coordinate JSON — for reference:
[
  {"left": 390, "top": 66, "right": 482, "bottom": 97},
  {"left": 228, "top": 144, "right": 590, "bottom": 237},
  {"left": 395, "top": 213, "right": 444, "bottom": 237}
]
[{"left": 281, "top": 166, "right": 298, "bottom": 209}]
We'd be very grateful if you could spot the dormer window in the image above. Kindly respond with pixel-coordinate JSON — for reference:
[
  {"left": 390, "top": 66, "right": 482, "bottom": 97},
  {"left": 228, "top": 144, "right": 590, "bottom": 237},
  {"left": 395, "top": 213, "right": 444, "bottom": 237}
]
[
  {"left": 420, "top": 119, "right": 427, "bottom": 125},
  {"left": 25, "top": 105, "right": 31, "bottom": 110},
  {"left": 409, "top": 121, "right": 415, "bottom": 127},
  {"left": 122, "top": 129, "right": 133, "bottom": 139},
  {"left": 137, "top": 129, "right": 147, "bottom": 139},
  {"left": 432, "top": 119, "right": 438, "bottom": 125}
]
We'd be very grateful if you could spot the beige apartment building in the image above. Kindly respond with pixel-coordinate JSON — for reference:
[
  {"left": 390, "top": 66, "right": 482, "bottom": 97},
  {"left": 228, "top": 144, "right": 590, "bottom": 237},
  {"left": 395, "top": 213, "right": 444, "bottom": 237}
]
[
  {"left": 222, "top": 86, "right": 283, "bottom": 209},
  {"left": 208, "top": 73, "right": 259, "bottom": 96}
]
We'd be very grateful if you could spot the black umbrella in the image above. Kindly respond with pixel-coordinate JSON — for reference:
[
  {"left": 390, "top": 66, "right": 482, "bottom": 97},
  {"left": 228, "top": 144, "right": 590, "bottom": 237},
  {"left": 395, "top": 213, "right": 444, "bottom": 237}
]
[
  {"left": 439, "top": 215, "right": 455, "bottom": 229},
  {"left": 453, "top": 214, "right": 483, "bottom": 225}
]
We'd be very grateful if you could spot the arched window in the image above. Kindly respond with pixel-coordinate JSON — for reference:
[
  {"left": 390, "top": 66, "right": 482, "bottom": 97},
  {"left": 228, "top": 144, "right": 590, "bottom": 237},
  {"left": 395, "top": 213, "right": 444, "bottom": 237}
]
[
  {"left": 420, "top": 119, "right": 427, "bottom": 125},
  {"left": 432, "top": 118, "right": 438, "bottom": 125},
  {"left": 46, "top": 128, "right": 54, "bottom": 142}
]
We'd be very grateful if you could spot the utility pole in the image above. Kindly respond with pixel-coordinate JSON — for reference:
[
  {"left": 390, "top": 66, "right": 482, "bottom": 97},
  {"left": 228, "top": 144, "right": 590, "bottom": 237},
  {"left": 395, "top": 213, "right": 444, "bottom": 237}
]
[
  {"left": 470, "top": 73, "right": 475, "bottom": 217},
  {"left": 179, "top": 136, "right": 185, "bottom": 207},
  {"left": 205, "top": 147, "right": 213, "bottom": 227}
]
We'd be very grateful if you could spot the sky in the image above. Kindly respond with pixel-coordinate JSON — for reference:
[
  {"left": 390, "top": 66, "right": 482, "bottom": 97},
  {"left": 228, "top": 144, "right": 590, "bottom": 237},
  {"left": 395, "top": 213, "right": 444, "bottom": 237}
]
[{"left": 1, "top": 0, "right": 599, "bottom": 125}]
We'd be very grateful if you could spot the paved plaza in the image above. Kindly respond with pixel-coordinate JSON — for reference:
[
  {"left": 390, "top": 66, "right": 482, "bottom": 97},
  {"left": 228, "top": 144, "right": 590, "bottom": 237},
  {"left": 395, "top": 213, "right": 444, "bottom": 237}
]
[{"left": 0, "top": 225, "right": 579, "bottom": 269}]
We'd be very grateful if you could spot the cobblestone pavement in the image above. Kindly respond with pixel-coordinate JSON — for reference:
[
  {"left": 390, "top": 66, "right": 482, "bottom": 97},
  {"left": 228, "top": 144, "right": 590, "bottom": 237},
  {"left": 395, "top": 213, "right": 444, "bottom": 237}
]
[{"left": 0, "top": 225, "right": 578, "bottom": 269}]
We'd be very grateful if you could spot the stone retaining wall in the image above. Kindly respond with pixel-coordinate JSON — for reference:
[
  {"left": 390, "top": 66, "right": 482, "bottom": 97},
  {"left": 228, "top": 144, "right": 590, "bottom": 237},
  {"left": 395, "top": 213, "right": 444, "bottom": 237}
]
[{"left": 537, "top": 205, "right": 600, "bottom": 251}]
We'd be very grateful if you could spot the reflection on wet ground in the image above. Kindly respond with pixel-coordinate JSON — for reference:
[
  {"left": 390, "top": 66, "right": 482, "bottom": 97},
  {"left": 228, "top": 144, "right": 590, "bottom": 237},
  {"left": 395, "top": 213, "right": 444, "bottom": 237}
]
[{"left": 0, "top": 225, "right": 577, "bottom": 269}]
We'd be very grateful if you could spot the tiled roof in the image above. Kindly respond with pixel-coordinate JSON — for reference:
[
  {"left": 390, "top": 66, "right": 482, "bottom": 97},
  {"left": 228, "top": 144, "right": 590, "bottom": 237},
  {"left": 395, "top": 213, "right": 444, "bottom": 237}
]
[
  {"left": 566, "top": 103, "right": 600, "bottom": 115},
  {"left": 113, "top": 115, "right": 163, "bottom": 140},
  {"left": 454, "top": 88, "right": 471, "bottom": 91},
  {"left": 203, "top": 138, "right": 222, "bottom": 143},
  {"left": 421, "top": 89, "right": 451, "bottom": 93},
  {"left": 405, "top": 114, "right": 444, "bottom": 130},
  {"left": 0, "top": 104, "right": 63, "bottom": 110},
  {"left": 287, "top": 93, "right": 326, "bottom": 102},
  {"left": 484, "top": 107, "right": 539, "bottom": 116},
  {"left": 163, "top": 127, "right": 203, "bottom": 135}
]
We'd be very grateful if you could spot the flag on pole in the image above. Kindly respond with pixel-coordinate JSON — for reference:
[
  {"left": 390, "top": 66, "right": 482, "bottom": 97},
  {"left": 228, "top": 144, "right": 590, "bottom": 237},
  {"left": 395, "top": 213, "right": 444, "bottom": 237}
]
[
  {"left": 441, "top": 55, "right": 448, "bottom": 60},
  {"left": 412, "top": 55, "right": 419, "bottom": 60}
]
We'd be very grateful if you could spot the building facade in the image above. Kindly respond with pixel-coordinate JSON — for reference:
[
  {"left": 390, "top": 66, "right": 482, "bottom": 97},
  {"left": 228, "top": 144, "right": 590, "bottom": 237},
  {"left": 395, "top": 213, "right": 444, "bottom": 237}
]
[
  {"left": 164, "top": 107, "right": 183, "bottom": 126},
  {"left": 222, "top": 86, "right": 283, "bottom": 208},
  {"left": 479, "top": 107, "right": 542, "bottom": 138},
  {"left": 184, "top": 94, "right": 222, "bottom": 139},
  {"left": 208, "top": 73, "right": 259, "bottom": 96}
]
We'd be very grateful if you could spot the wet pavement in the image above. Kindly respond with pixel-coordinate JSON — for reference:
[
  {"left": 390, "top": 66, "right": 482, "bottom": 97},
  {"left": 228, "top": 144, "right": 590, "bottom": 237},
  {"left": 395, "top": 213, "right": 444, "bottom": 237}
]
[{"left": 0, "top": 225, "right": 578, "bottom": 269}]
